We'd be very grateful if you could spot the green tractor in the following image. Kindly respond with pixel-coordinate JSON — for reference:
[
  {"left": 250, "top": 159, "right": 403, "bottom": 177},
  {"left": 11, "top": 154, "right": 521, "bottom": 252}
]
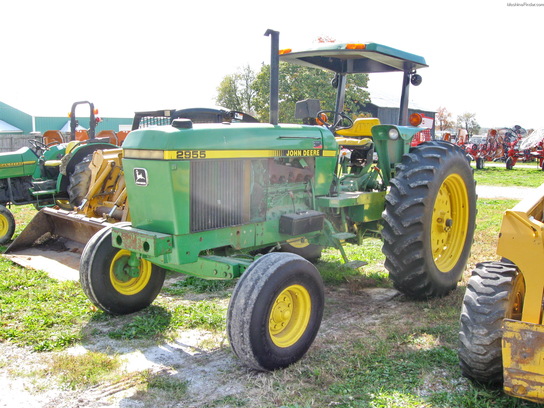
[
  {"left": 79, "top": 30, "right": 477, "bottom": 371},
  {"left": 0, "top": 101, "right": 115, "bottom": 244}
]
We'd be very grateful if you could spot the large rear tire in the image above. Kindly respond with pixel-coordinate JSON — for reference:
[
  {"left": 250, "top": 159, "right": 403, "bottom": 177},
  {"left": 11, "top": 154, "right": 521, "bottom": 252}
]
[
  {"left": 80, "top": 224, "right": 166, "bottom": 315},
  {"left": 382, "top": 141, "right": 477, "bottom": 298},
  {"left": 227, "top": 252, "right": 324, "bottom": 371},
  {"left": 458, "top": 261, "right": 523, "bottom": 384},
  {"left": 68, "top": 154, "right": 92, "bottom": 207},
  {"left": 0, "top": 205, "right": 15, "bottom": 245}
]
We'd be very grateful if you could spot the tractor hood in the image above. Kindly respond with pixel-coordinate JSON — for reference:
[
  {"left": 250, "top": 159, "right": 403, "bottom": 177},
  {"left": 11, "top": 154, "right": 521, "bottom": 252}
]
[
  {"left": 122, "top": 122, "right": 338, "bottom": 159},
  {"left": 121, "top": 122, "right": 339, "bottom": 237}
]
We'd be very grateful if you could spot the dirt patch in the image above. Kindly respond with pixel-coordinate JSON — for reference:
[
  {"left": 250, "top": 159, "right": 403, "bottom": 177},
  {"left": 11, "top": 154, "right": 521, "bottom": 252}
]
[{"left": 0, "top": 286, "right": 406, "bottom": 407}]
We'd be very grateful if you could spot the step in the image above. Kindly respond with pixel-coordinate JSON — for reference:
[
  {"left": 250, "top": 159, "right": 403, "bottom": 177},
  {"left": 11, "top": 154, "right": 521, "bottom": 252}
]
[
  {"left": 332, "top": 232, "right": 356, "bottom": 240},
  {"left": 344, "top": 260, "right": 368, "bottom": 269},
  {"left": 31, "top": 189, "right": 56, "bottom": 197}
]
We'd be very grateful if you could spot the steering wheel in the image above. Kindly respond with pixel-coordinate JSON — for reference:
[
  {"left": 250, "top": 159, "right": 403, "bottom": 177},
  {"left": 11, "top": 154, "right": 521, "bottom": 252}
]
[
  {"left": 316, "top": 110, "right": 353, "bottom": 131},
  {"left": 28, "top": 139, "right": 48, "bottom": 152}
]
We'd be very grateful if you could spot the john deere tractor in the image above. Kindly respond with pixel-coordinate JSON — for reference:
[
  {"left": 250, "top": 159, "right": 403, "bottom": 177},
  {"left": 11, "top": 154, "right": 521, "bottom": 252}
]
[
  {"left": 79, "top": 30, "right": 476, "bottom": 371},
  {"left": 0, "top": 101, "right": 115, "bottom": 244}
]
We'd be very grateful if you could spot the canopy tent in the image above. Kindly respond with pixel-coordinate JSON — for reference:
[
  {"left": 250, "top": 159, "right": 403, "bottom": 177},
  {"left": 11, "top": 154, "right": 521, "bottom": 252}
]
[
  {"left": 0, "top": 119, "right": 22, "bottom": 133},
  {"left": 60, "top": 120, "right": 86, "bottom": 133}
]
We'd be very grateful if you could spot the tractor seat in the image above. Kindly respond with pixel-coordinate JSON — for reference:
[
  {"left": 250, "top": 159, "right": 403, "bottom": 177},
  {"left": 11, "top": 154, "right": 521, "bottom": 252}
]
[
  {"left": 335, "top": 118, "right": 380, "bottom": 138},
  {"left": 44, "top": 141, "right": 80, "bottom": 167},
  {"left": 335, "top": 137, "right": 373, "bottom": 147}
]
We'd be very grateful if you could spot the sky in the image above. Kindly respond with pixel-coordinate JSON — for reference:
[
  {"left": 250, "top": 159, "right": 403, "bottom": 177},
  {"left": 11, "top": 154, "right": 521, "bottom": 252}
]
[{"left": 1, "top": 0, "right": 543, "bottom": 130}]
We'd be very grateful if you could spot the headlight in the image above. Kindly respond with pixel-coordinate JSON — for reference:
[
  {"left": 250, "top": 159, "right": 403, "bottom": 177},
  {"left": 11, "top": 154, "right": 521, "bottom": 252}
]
[{"left": 388, "top": 128, "right": 399, "bottom": 140}]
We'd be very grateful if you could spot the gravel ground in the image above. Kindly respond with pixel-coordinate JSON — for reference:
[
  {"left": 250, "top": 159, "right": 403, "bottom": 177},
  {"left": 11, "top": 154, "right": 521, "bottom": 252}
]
[{"left": 476, "top": 184, "right": 533, "bottom": 199}]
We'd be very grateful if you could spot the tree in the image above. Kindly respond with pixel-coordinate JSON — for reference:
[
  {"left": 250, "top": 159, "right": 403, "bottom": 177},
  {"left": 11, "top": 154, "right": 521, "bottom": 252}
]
[
  {"left": 215, "top": 65, "right": 257, "bottom": 115},
  {"left": 436, "top": 106, "right": 454, "bottom": 131},
  {"left": 457, "top": 112, "right": 480, "bottom": 135},
  {"left": 216, "top": 63, "right": 370, "bottom": 123}
]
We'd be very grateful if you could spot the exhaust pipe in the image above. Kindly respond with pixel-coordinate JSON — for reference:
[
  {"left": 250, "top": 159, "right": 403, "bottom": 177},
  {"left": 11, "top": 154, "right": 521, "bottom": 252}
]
[{"left": 265, "top": 29, "right": 279, "bottom": 125}]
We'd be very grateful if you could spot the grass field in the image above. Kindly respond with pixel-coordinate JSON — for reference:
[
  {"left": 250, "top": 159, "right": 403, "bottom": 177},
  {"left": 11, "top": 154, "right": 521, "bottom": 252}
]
[{"left": 0, "top": 166, "right": 542, "bottom": 407}]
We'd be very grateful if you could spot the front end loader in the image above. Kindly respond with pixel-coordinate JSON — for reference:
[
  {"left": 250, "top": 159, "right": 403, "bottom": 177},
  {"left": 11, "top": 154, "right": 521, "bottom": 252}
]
[
  {"left": 0, "top": 101, "right": 116, "bottom": 244},
  {"left": 459, "top": 183, "right": 544, "bottom": 403},
  {"left": 76, "top": 30, "right": 477, "bottom": 371}
]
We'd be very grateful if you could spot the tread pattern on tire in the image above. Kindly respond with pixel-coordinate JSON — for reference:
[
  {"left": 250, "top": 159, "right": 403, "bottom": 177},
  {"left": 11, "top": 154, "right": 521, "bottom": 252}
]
[
  {"left": 381, "top": 140, "right": 477, "bottom": 299},
  {"left": 458, "top": 261, "right": 518, "bottom": 384},
  {"left": 68, "top": 154, "right": 92, "bottom": 207},
  {"left": 227, "top": 252, "right": 324, "bottom": 371}
]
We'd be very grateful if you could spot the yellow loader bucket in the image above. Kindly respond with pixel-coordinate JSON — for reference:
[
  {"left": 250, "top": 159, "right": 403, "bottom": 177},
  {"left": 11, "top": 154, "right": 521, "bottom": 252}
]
[{"left": 503, "top": 319, "right": 544, "bottom": 403}]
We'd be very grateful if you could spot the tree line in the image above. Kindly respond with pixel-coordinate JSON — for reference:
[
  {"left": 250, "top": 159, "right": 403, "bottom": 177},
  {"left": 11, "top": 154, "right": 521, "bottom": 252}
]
[
  {"left": 216, "top": 64, "right": 481, "bottom": 135},
  {"left": 215, "top": 64, "right": 370, "bottom": 123}
]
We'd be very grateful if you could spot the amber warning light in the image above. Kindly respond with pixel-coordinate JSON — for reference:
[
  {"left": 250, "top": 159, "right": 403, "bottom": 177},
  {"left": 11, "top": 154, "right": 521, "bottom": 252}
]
[
  {"left": 345, "top": 44, "right": 366, "bottom": 50},
  {"left": 409, "top": 113, "right": 423, "bottom": 127}
]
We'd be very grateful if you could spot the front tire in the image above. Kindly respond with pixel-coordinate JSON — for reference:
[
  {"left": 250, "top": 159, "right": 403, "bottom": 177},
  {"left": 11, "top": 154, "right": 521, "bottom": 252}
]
[
  {"left": 476, "top": 157, "right": 484, "bottom": 170},
  {"left": 382, "top": 141, "right": 477, "bottom": 298},
  {"left": 227, "top": 252, "right": 324, "bottom": 371},
  {"left": 0, "top": 205, "right": 15, "bottom": 245},
  {"left": 80, "top": 225, "right": 166, "bottom": 315},
  {"left": 458, "top": 261, "right": 523, "bottom": 384}
]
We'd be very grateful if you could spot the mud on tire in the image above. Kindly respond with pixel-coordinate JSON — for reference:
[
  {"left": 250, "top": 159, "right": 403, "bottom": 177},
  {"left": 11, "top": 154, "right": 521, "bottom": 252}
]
[
  {"left": 381, "top": 141, "right": 477, "bottom": 299},
  {"left": 227, "top": 252, "right": 324, "bottom": 371}
]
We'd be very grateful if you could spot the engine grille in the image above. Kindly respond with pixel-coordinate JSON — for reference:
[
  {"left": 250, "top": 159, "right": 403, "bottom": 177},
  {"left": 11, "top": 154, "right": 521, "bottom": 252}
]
[{"left": 190, "top": 160, "right": 246, "bottom": 232}]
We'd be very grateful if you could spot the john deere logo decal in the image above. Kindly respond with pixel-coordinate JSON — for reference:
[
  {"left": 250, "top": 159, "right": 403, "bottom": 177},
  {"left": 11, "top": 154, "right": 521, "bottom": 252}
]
[{"left": 133, "top": 168, "right": 148, "bottom": 186}]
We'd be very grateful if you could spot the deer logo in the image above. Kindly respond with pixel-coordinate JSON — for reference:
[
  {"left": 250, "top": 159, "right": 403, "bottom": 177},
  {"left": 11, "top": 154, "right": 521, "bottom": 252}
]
[{"left": 133, "top": 168, "right": 148, "bottom": 186}]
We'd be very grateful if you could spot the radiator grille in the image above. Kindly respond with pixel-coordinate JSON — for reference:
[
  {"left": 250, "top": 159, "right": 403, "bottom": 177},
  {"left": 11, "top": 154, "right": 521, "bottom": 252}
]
[{"left": 190, "top": 160, "right": 246, "bottom": 232}]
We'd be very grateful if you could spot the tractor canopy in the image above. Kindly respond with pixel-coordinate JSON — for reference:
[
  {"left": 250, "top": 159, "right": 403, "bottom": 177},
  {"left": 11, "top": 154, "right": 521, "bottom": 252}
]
[
  {"left": 277, "top": 41, "right": 428, "bottom": 127},
  {"left": 278, "top": 42, "right": 427, "bottom": 74}
]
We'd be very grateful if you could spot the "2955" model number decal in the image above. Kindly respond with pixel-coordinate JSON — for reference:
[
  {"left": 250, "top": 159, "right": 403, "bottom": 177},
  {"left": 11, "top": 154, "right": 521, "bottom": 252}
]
[{"left": 176, "top": 150, "right": 207, "bottom": 159}]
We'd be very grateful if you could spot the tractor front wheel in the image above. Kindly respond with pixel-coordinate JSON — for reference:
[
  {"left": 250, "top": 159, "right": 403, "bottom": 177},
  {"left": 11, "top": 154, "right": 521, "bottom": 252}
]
[
  {"left": 382, "top": 141, "right": 477, "bottom": 298},
  {"left": 80, "top": 224, "right": 166, "bottom": 315},
  {"left": 458, "top": 261, "right": 523, "bottom": 383},
  {"left": 227, "top": 252, "right": 324, "bottom": 371},
  {"left": 0, "top": 205, "right": 15, "bottom": 245}
]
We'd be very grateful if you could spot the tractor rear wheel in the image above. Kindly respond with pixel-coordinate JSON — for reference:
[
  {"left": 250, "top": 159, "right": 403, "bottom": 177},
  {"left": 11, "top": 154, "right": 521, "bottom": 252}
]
[
  {"left": 382, "top": 141, "right": 477, "bottom": 298},
  {"left": 227, "top": 252, "right": 324, "bottom": 371},
  {"left": 68, "top": 154, "right": 92, "bottom": 207},
  {"left": 281, "top": 238, "right": 322, "bottom": 262},
  {"left": 80, "top": 224, "right": 166, "bottom": 315},
  {"left": 0, "top": 205, "right": 15, "bottom": 245},
  {"left": 458, "top": 261, "right": 523, "bottom": 384}
]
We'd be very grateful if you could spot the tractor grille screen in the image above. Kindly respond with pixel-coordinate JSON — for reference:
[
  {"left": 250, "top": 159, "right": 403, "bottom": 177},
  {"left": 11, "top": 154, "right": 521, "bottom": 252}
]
[{"left": 190, "top": 160, "right": 246, "bottom": 232}]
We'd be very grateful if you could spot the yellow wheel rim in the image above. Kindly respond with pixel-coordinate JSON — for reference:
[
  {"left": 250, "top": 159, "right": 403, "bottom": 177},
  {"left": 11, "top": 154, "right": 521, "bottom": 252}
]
[
  {"left": 109, "top": 249, "right": 152, "bottom": 295},
  {"left": 269, "top": 284, "right": 312, "bottom": 348},
  {"left": 286, "top": 237, "right": 310, "bottom": 249},
  {"left": 431, "top": 174, "right": 470, "bottom": 272},
  {"left": 507, "top": 273, "right": 525, "bottom": 321},
  {"left": 0, "top": 214, "right": 9, "bottom": 237}
]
